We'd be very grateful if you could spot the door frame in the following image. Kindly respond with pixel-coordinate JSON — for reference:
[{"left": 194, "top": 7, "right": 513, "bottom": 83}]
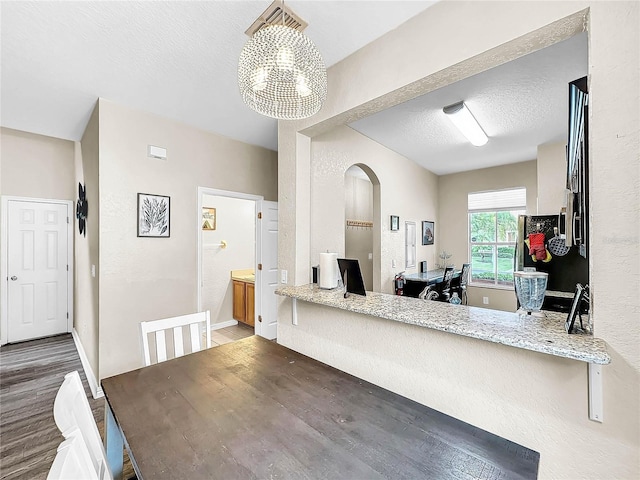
[
  {"left": 196, "top": 187, "right": 264, "bottom": 327},
  {"left": 1, "top": 196, "right": 74, "bottom": 345}
]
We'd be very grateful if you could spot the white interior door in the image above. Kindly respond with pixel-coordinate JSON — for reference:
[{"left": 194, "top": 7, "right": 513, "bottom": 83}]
[
  {"left": 256, "top": 201, "right": 278, "bottom": 340},
  {"left": 6, "top": 199, "right": 70, "bottom": 343}
]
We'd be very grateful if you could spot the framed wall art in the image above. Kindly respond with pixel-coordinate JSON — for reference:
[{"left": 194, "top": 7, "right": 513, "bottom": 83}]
[
  {"left": 202, "top": 207, "right": 216, "bottom": 230},
  {"left": 137, "top": 193, "right": 170, "bottom": 237},
  {"left": 422, "top": 221, "right": 435, "bottom": 245},
  {"left": 390, "top": 215, "right": 399, "bottom": 231}
]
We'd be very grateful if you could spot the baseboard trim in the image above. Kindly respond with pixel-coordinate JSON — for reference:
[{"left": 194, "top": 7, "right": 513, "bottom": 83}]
[
  {"left": 210, "top": 320, "right": 239, "bottom": 331},
  {"left": 71, "top": 328, "right": 104, "bottom": 399}
]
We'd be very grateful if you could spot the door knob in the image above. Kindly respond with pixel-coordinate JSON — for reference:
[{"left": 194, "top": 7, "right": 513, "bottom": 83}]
[{"left": 10, "top": 276, "right": 17, "bottom": 281}]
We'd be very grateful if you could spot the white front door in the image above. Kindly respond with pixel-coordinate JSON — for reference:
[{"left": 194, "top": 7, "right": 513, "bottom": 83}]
[
  {"left": 6, "top": 199, "right": 71, "bottom": 343},
  {"left": 256, "top": 201, "right": 278, "bottom": 340}
]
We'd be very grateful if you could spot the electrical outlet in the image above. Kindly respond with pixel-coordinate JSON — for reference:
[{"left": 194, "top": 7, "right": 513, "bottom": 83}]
[
  {"left": 368, "top": 253, "right": 373, "bottom": 260},
  {"left": 91, "top": 265, "right": 96, "bottom": 278},
  {"left": 280, "top": 269, "right": 288, "bottom": 284},
  {"left": 483, "top": 296, "right": 489, "bottom": 305},
  {"left": 392, "top": 259, "right": 396, "bottom": 268}
]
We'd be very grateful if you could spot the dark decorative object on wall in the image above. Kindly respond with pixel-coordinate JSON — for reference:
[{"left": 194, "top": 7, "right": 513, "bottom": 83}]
[
  {"left": 390, "top": 215, "right": 399, "bottom": 231},
  {"left": 76, "top": 182, "right": 88, "bottom": 236},
  {"left": 422, "top": 221, "right": 434, "bottom": 245},
  {"left": 137, "top": 193, "right": 170, "bottom": 237}
]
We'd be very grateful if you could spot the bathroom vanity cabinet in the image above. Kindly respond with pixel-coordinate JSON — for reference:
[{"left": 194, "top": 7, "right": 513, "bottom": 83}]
[{"left": 233, "top": 279, "right": 255, "bottom": 327}]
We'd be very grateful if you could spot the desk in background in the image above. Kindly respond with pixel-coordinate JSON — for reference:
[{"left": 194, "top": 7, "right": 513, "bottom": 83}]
[{"left": 403, "top": 268, "right": 461, "bottom": 297}]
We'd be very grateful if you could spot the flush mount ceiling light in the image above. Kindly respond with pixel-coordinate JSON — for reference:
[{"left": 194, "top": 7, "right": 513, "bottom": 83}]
[
  {"left": 238, "top": 0, "right": 327, "bottom": 120},
  {"left": 443, "top": 101, "right": 488, "bottom": 146}
]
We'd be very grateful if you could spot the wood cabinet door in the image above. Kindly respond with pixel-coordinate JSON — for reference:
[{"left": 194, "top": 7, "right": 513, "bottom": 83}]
[
  {"left": 246, "top": 283, "right": 255, "bottom": 327},
  {"left": 232, "top": 280, "right": 246, "bottom": 322}
]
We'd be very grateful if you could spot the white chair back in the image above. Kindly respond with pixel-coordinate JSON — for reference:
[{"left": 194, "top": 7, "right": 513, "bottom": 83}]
[
  {"left": 140, "top": 311, "right": 211, "bottom": 366},
  {"left": 47, "top": 428, "right": 98, "bottom": 480},
  {"left": 53, "top": 371, "right": 112, "bottom": 480}
]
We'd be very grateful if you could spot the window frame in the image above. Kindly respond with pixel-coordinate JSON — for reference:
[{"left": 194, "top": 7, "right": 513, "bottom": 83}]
[
  {"left": 468, "top": 196, "right": 525, "bottom": 289},
  {"left": 405, "top": 221, "right": 416, "bottom": 269}
]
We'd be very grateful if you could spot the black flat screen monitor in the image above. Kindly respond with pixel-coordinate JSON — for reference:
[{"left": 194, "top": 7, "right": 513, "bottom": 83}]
[{"left": 337, "top": 258, "right": 366, "bottom": 297}]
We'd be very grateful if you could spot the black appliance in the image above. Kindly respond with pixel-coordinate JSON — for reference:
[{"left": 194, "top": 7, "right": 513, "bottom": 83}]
[{"left": 515, "top": 214, "right": 588, "bottom": 312}]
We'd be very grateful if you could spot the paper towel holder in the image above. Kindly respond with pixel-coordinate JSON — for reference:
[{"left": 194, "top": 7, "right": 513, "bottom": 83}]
[{"left": 318, "top": 252, "right": 339, "bottom": 289}]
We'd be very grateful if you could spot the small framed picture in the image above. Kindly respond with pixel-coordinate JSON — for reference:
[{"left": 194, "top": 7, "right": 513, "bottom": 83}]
[
  {"left": 202, "top": 207, "right": 216, "bottom": 230},
  {"left": 390, "top": 215, "right": 399, "bottom": 231},
  {"left": 422, "top": 221, "right": 434, "bottom": 245},
  {"left": 137, "top": 193, "right": 170, "bottom": 237}
]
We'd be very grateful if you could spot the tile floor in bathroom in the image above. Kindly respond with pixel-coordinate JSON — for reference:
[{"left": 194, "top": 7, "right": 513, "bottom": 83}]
[{"left": 208, "top": 322, "right": 255, "bottom": 346}]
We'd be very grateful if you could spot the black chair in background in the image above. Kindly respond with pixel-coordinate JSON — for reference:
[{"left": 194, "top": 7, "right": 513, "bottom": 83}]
[
  {"left": 418, "top": 284, "right": 440, "bottom": 301},
  {"left": 438, "top": 267, "right": 455, "bottom": 302},
  {"left": 454, "top": 263, "right": 471, "bottom": 305}
]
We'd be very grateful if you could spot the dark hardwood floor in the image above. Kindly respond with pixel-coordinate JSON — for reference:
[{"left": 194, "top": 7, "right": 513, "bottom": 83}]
[
  {"left": 0, "top": 325, "right": 254, "bottom": 480},
  {"left": 0, "top": 334, "right": 135, "bottom": 480},
  {"left": 1, "top": 335, "right": 77, "bottom": 479}
]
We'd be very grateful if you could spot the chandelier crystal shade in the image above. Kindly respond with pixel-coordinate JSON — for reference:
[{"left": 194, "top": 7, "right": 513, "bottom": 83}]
[{"left": 238, "top": 24, "right": 327, "bottom": 120}]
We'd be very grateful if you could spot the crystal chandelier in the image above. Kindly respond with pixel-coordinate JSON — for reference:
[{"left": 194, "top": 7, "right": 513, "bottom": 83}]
[{"left": 238, "top": 14, "right": 327, "bottom": 120}]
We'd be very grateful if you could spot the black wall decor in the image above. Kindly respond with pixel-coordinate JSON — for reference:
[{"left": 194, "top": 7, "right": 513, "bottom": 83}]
[{"left": 76, "top": 182, "right": 88, "bottom": 236}]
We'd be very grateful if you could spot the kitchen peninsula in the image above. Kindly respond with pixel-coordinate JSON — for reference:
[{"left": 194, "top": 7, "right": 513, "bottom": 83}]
[{"left": 276, "top": 284, "right": 609, "bottom": 365}]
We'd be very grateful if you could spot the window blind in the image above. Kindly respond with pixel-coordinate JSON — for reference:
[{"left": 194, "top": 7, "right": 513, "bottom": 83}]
[{"left": 468, "top": 187, "right": 526, "bottom": 211}]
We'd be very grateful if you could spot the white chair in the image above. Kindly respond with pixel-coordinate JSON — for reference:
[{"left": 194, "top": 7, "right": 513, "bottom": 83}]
[
  {"left": 53, "top": 371, "right": 112, "bottom": 480},
  {"left": 47, "top": 428, "right": 99, "bottom": 480},
  {"left": 140, "top": 311, "right": 211, "bottom": 366}
]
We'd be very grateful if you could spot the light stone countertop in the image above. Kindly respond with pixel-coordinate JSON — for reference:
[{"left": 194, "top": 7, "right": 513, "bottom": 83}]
[
  {"left": 231, "top": 269, "right": 255, "bottom": 284},
  {"left": 275, "top": 284, "right": 610, "bottom": 365}
]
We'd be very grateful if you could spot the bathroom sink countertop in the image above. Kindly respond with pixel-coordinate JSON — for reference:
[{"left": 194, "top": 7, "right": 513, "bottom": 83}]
[
  {"left": 275, "top": 284, "right": 610, "bottom": 365},
  {"left": 231, "top": 269, "right": 255, "bottom": 283}
]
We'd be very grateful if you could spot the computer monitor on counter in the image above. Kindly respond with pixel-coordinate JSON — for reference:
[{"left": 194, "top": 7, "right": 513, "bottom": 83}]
[{"left": 337, "top": 258, "right": 366, "bottom": 297}]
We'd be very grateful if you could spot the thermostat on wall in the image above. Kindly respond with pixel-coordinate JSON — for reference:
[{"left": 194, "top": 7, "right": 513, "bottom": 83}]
[{"left": 147, "top": 145, "right": 167, "bottom": 160}]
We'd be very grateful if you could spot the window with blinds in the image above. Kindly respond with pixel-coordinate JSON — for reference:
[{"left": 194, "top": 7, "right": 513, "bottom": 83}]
[
  {"left": 468, "top": 187, "right": 527, "bottom": 211},
  {"left": 468, "top": 188, "right": 526, "bottom": 287}
]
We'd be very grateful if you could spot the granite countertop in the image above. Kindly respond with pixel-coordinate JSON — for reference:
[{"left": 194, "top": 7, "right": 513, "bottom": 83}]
[{"left": 275, "top": 284, "right": 610, "bottom": 365}]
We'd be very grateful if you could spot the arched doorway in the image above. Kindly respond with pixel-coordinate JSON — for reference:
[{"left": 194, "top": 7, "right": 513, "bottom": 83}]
[{"left": 344, "top": 164, "right": 380, "bottom": 292}]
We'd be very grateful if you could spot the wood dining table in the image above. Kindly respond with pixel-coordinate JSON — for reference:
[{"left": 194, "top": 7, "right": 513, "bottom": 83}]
[{"left": 101, "top": 336, "right": 538, "bottom": 480}]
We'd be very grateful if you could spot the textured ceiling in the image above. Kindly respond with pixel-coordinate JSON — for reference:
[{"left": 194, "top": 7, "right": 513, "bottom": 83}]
[
  {"left": 0, "top": 1, "right": 437, "bottom": 151},
  {"left": 349, "top": 32, "right": 588, "bottom": 175}
]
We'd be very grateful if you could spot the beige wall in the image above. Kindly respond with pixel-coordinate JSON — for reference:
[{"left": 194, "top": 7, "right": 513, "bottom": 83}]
[
  {"left": 0, "top": 127, "right": 75, "bottom": 342},
  {"left": 97, "top": 99, "right": 277, "bottom": 378},
  {"left": 75, "top": 103, "right": 100, "bottom": 383},
  {"left": 537, "top": 141, "right": 567, "bottom": 214},
  {"left": 438, "top": 160, "right": 538, "bottom": 311},
  {"left": 277, "top": 2, "right": 639, "bottom": 479},
  {"left": 1, "top": 127, "right": 75, "bottom": 200},
  {"left": 310, "top": 126, "right": 438, "bottom": 294},
  {"left": 201, "top": 194, "right": 255, "bottom": 325},
  {"left": 345, "top": 174, "right": 374, "bottom": 290}
]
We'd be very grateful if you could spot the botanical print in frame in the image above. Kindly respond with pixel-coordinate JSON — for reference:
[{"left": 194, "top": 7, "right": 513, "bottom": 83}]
[
  {"left": 422, "top": 221, "right": 435, "bottom": 245},
  {"left": 202, "top": 207, "right": 216, "bottom": 230},
  {"left": 137, "top": 193, "right": 170, "bottom": 237}
]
